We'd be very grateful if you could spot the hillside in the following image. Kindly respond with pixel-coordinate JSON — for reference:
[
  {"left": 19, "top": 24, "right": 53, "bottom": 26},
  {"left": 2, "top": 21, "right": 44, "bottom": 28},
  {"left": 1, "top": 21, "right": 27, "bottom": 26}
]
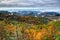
[{"left": 0, "top": 11, "right": 60, "bottom": 40}]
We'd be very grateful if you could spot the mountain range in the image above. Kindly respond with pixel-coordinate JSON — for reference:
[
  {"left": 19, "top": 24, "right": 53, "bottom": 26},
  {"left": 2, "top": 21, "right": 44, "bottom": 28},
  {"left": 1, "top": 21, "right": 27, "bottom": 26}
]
[{"left": 0, "top": 11, "right": 60, "bottom": 17}]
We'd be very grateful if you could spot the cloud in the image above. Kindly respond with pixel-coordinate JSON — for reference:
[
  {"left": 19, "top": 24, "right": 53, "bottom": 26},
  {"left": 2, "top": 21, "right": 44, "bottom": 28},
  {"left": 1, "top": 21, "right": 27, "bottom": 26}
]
[{"left": 0, "top": 0, "right": 60, "bottom": 7}]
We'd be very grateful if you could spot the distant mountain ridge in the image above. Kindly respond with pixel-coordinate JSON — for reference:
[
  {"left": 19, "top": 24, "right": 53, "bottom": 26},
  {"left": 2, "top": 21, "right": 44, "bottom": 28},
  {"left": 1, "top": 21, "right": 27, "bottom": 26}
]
[
  {"left": 0, "top": 11, "right": 60, "bottom": 17},
  {"left": 0, "top": 11, "right": 60, "bottom": 22},
  {"left": 39, "top": 12, "right": 60, "bottom": 17}
]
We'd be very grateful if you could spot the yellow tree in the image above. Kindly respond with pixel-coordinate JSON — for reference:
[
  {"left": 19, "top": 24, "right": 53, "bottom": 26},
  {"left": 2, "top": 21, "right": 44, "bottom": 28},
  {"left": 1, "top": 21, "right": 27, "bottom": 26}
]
[{"left": 48, "top": 25, "right": 56, "bottom": 40}]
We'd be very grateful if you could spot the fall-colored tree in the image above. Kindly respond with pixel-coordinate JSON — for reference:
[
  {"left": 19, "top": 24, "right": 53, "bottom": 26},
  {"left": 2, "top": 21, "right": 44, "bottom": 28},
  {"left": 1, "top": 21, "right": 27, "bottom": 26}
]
[{"left": 48, "top": 25, "right": 56, "bottom": 40}]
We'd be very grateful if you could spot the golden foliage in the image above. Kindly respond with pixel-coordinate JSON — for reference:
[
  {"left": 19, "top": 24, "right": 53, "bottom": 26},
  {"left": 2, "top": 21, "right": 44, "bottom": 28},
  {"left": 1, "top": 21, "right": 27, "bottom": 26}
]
[
  {"left": 17, "top": 26, "right": 22, "bottom": 31},
  {"left": 47, "top": 25, "right": 56, "bottom": 40},
  {"left": 6, "top": 24, "right": 16, "bottom": 32},
  {"left": 56, "top": 31, "right": 60, "bottom": 34},
  {"left": 35, "top": 28, "right": 47, "bottom": 40},
  {"left": 0, "top": 26, "right": 3, "bottom": 32},
  {"left": 24, "top": 28, "right": 47, "bottom": 40},
  {"left": 48, "top": 25, "right": 56, "bottom": 31}
]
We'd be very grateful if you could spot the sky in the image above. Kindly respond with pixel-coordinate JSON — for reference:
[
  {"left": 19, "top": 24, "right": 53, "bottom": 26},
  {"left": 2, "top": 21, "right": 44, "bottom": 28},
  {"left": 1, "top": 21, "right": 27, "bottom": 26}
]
[
  {"left": 0, "top": 7, "right": 60, "bottom": 12},
  {"left": 0, "top": 0, "right": 60, "bottom": 7},
  {"left": 0, "top": 0, "right": 60, "bottom": 12}
]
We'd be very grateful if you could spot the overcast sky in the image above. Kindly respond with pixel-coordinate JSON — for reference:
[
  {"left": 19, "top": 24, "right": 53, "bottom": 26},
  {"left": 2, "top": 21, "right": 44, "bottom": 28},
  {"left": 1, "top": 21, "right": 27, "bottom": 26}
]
[
  {"left": 0, "top": 0, "right": 60, "bottom": 12},
  {"left": 0, "top": 0, "right": 60, "bottom": 7}
]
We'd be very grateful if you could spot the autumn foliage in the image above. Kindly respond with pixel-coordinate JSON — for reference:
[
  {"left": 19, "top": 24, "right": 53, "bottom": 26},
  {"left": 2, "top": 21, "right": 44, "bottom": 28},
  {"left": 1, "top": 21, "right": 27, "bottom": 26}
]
[{"left": 0, "top": 16, "right": 60, "bottom": 40}]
